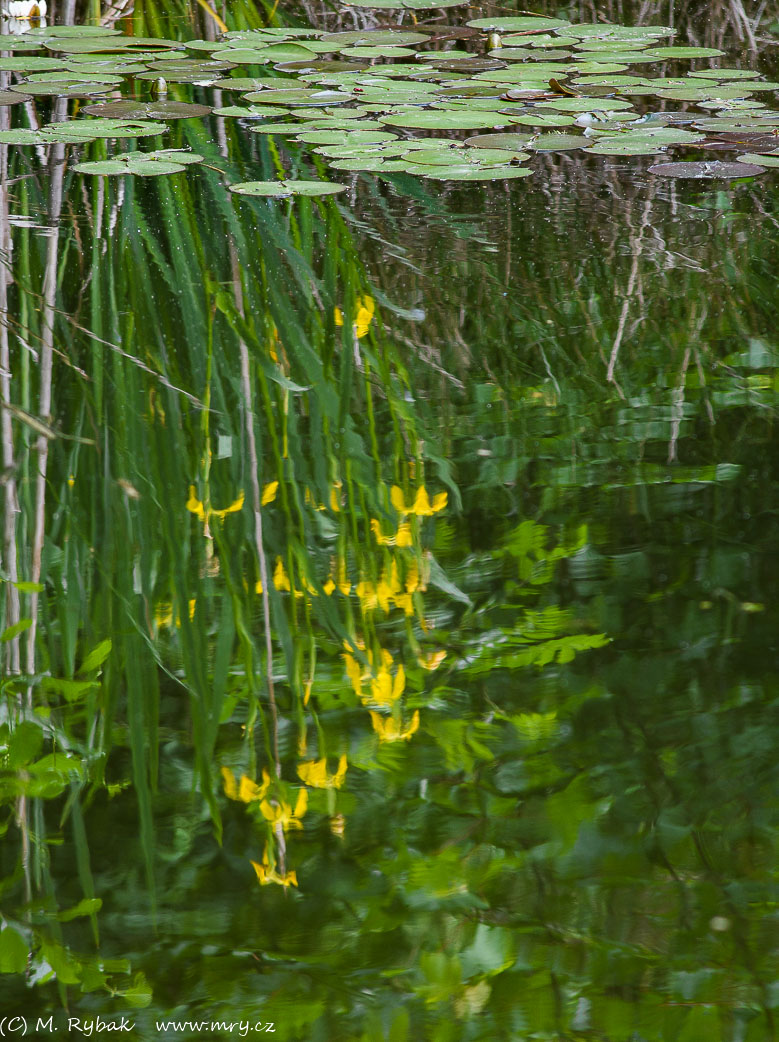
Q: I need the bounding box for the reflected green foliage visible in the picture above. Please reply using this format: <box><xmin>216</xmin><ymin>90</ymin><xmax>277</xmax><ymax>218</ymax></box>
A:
<box><xmin>0</xmin><ymin>2</ymin><xmax>778</xmax><ymax>1040</ymax></box>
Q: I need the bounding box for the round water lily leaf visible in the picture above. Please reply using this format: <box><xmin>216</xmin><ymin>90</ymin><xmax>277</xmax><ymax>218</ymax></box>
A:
<box><xmin>43</xmin><ymin>37</ymin><xmax>156</xmax><ymax>54</ymax></box>
<box><xmin>655</xmin><ymin>87</ymin><xmax>752</xmax><ymax>101</ymax></box>
<box><xmin>624</xmin><ymin>127</ymin><xmax>705</xmax><ymax>144</ymax></box>
<box><xmin>39</xmin><ymin>24</ymin><xmax>122</xmax><ymax>36</ymax></box>
<box><xmin>331</xmin><ymin>157</ymin><xmax>409</xmax><ymax>170</ymax></box>
<box><xmin>0</xmin><ymin>56</ymin><xmax>64</xmax><ymax>71</ymax></box>
<box><xmin>525</xmin><ymin>34</ymin><xmax>578</xmax><ymax>48</ymax></box>
<box><xmin>74</xmin><ymin>155</ymin><xmax>190</xmax><ymax>177</ymax></box>
<box><xmin>145</xmin><ymin>58</ymin><xmax>233</xmax><ymax>72</ymax></box>
<box><xmin>570</xmin><ymin>58</ymin><xmax>638</xmax><ymax>70</ymax></box>
<box><xmin>17</xmin><ymin>81</ymin><xmax>117</xmax><ymax>97</ymax></box>
<box><xmin>320</xmin><ymin>30</ymin><xmax>429</xmax><ymax>45</ymax></box>
<box><xmin>537</xmin><ymin>97</ymin><xmax>633</xmax><ymax>112</ymax></box>
<box><xmin>648</xmin><ymin>160</ymin><xmax>765</xmax><ymax>178</ymax></box>
<box><xmin>298</xmin><ymin>117</ymin><xmax>385</xmax><ymax>129</ymax></box>
<box><xmin>588</xmin><ymin>140</ymin><xmax>664</xmax><ymax>155</ymax></box>
<box><xmin>646</xmin><ymin>45</ymin><xmax>724</xmax><ymax>58</ymax></box>
<box><xmin>250</xmin><ymin>123</ymin><xmax>304</xmax><ymax>134</ymax></box>
<box><xmin>46</xmin><ymin>118</ymin><xmax>169</xmax><ymax>140</ymax></box>
<box><xmin>692</xmin><ymin>68</ymin><xmax>764</xmax><ymax>80</ymax></box>
<box><xmin>379</xmin><ymin>109</ymin><xmax>512</xmax><ymax>130</ymax></box>
<box><xmin>507</xmin><ymin>112</ymin><xmax>576</xmax><ymax>127</ymax></box>
<box><xmin>431</xmin><ymin>59</ymin><xmax>506</xmax><ymax>73</ymax></box>
<box><xmin>135</xmin><ymin>70</ymin><xmax>222</xmax><ymax>83</ymax></box>
<box><xmin>213</xmin><ymin>76</ymin><xmax>301</xmax><ymax>90</ymax></box>
<box><xmin>82</xmin><ymin>100</ymin><xmax>212</xmax><ymax>119</ymax></box>
<box><xmin>229</xmin><ymin>181</ymin><xmax>300</xmax><ymax>197</ymax></box>
<box><xmin>467</xmin><ymin>16</ymin><xmax>571</xmax><ymax>30</ymax></box>
<box><xmin>441</xmin><ymin>146</ymin><xmax>529</xmax><ymax>162</ymax></box>
<box><xmin>241</xmin><ymin>88</ymin><xmax>322</xmax><ymax>104</ymax></box>
<box><xmin>465</xmin><ymin>132</ymin><xmax>534</xmax><ymax>149</ymax></box>
<box><xmin>73</xmin><ymin>159</ymin><xmax>142</xmax><ymax>176</ymax></box>
<box><xmin>399</xmin><ymin>147</ymin><xmax>467</xmax><ymax>165</ymax></box>
<box><xmin>339</xmin><ymin>45</ymin><xmax>416</xmax><ymax>58</ymax></box>
<box><xmin>230</xmin><ymin>179</ymin><xmax>346</xmax><ymax>196</ymax></box>
<box><xmin>0</xmin><ymin>129</ymin><xmax>45</xmax><ymax>144</ymax></box>
<box><xmin>65</xmin><ymin>60</ymin><xmax>149</xmax><ymax>75</ymax></box>
<box><xmin>213</xmin><ymin>104</ymin><xmax>287</xmax><ymax>117</ymax></box>
<box><xmin>248</xmin><ymin>43</ymin><xmax>320</xmax><ymax>61</ymax></box>
<box><xmin>0</xmin><ymin>37</ymin><xmax>48</xmax><ymax>51</ymax></box>
<box><xmin>277</xmin><ymin>60</ymin><xmax>367</xmax><ymax>72</ymax></box>
<box><xmin>125</xmin><ymin>158</ymin><xmax>188</xmax><ymax>176</ymax></box>
<box><xmin>142</xmin><ymin>149</ymin><xmax>204</xmax><ymax>165</ymax></box>
<box><xmin>209</xmin><ymin>49</ymin><xmax>272</xmax><ymax>65</ymax></box>
<box><xmin>225</xmin><ymin>26</ymin><xmax>321</xmax><ymax>38</ymax></box>
<box><xmin>435</xmin><ymin>84</ymin><xmax>505</xmax><ymax>98</ymax></box>
<box><xmin>712</xmin><ymin>81</ymin><xmax>779</xmax><ymax>92</ymax></box>
<box><xmin>416</xmin><ymin>164</ymin><xmax>533</xmax><ymax>180</ymax></box>
<box><xmin>27</xmin><ymin>70</ymin><xmax>125</xmax><ymax>84</ymax></box>
<box><xmin>0</xmin><ymin>90</ymin><xmax>33</xmax><ymax>106</ymax></box>
<box><xmin>529</xmin><ymin>132</ymin><xmax>592</xmax><ymax>150</ymax></box>
<box><xmin>435</xmin><ymin>97</ymin><xmax>517</xmax><ymax>112</ymax></box>
<box><xmin>736</xmin><ymin>152</ymin><xmax>779</xmax><ymax>166</ymax></box>
<box><xmin>574</xmin><ymin>75</ymin><xmax>651</xmax><ymax>86</ymax></box>
<box><xmin>296</xmin><ymin>129</ymin><xmax>396</xmax><ymax>144</ymax></box>
<box><xmin>575</xmin><ymin>39</ymin><xmax>649</xmax><ymax>52</ymax></box>
<box><xmin>485</xmin><ymin>48</ymin><xmax>533</xmax><ymax>61</ymax></box>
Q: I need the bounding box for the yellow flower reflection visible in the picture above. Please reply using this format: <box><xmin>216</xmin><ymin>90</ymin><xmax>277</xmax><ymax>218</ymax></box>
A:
<box><xmin>297</xmin><ymin>754</ymin><xmax>348</xmax><ymax>790</ymax></box>
<box><xmin>418</xmin><ymin>649</ymin><xmax>447</xmax><ymax>671</ymax></box>
<box><xmin>187</xmin><ymin>481</ymin><xmax>277</xmax><ymax>524</ymax></box>
<box><xmin>369</xmin><ymin>710</ymin><xmax>420</xmax><ymax>743</ymax></box>
<box><xmin>186</xmin><ymin>486</ymin><xmax>244</xmax><ymax>522</ymax></box>
<box><xmin>370</xmin><ymin>518</ymin><xmax>413</xmax><ymax>547</ymax></box>
<box><xmin>334</xmin><ymin>295</ymin><xmax>375</xmax><ymax>339</ymax></box>
<box><xmin>154</xmin><ymin>598</ymin><xmax>197</xmax><ymax>629</ymax></box>
<box><xmin>259</xmin><ymin>788</ymin><xmax>308</xmax><ymax>832</ymax></box>
<box><xmin>390</xmin><ymin>485</ymin><xmax>447</xmax><ymax>517</ymax></box>
<box><xmin>251</xmin><ymin>847</ymin><xmax>298</xmax><ymax>889</ymax></box>
<box><xmin>370</xmin><ymin>662</ymin><xmax>405</xmax><ymax>707</ymax></box>
<box><xmin>221</xmin><ymin>766</ymin><xmax>270</xmax><ymax>804</ymax></box>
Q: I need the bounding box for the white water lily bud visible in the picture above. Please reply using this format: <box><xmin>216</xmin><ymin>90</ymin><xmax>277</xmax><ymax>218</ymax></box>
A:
<box><xmin>488</xmin><ymin>31</ymin><xmax>502</xmax><ymax>49</ymax></box>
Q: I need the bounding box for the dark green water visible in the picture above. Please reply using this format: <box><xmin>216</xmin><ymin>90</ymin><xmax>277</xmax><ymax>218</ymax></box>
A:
<box><xmin>1</xmin><ymin>5</ymin><xmax>778</xmax><ymax>1041</ymax></box>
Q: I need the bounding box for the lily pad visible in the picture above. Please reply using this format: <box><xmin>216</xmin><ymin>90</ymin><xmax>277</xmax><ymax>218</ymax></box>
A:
<box><xmin>230</xmin><ymin>179</ymin><xmax>346</xmax><ymax>196</ymax></box>
<box><xmin>82</xmin><ymin>100</ymin><xmax>212</xmax><ymax>120</ymax></box>
<box><xmin>648</xmin><ymin>160</ymin><xmax>765</xmax><ymax>178</ymax></box>
<box><xmin>0</xmin><ymin>129</ymin><xmax>46</xmax><ymax>145</ymax></box>
<box><xmin>736</xmin><ymin>152</ymin><xmax>779</xmax><ymax>167</ymax></box>
<box><xmin>379</xmin><ymin>109</ymin><xmax>513</xmax><ymax>130</ymax></box>
<box><xmin>528</xmin><ymin>132</ymin><xmax>592</xmax><ymax>151</ymax></box>
<box><xmin>414</xmin><ymin>164</ymin><xmax>533</xmax><ymax>180</ymax></box>
<box><xmin>0</xmin><ymin>90</ymin><xmax>33</xmax><ymax>106</ymax></box>
<box><xmin>0</xmin><ymin>56</ymin><xmax>64</xmax><ymax>71</ymax></box>
<box><xmin>587</xmin><ymin>140</ymin><xmax>664</xmax><ymax>155</ymax></box>
<box><xmin>465</xmin><ymin>132</ymin><xmax>534</xmax><ymax>149</ymax></box>
<box><xmin>45</xmin><ymin>118</ymin><xmax>170</xmax><ymax>140</ymax></box>
<box><xmin>320</xmin><ymin>30</ymin><xmax>429</xmax><ymax>45</ymax></box>
<box><xmin>507</xmin><ymin>112</ymin><xmax>576</xmax><ymax>127</ymax></box>
<box><xmin>74</xmin><ymin>157</ymin><xmax>188</xmax><ymax>177</ymax></box>
<box><xmin>9</xmin><ymin>80</ymin><xmax>115</xmax><ymax>97</ymax></box>
<box><xmin>646</xmin><ymin>46</ymin><xmax>725</xmax><ymax>58</ymax></box>
<box><xmin>466</xmin><ymin>17</ymin><xmax>571</xmax><ymax>31</ymax></box>
<box><xmin>295</xmin><ymin>130</ymin><xmax>397</xmax><ymax>144</ymax></box>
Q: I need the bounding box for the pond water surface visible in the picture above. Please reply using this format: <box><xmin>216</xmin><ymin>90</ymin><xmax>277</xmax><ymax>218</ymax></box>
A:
<box><xmin>0</xmin><ymin>3</ymin><xmax>777</xmax><ymax>1040</ymax></box>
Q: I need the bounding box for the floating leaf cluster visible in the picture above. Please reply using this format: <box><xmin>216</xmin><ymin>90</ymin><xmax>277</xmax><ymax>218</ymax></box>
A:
<box><xmin>0</xmin><ymin>15</ymin><xmax>778</xmax><ymax>184</ymax></box>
